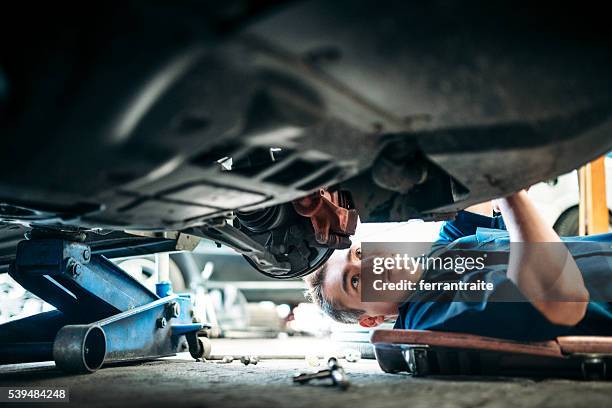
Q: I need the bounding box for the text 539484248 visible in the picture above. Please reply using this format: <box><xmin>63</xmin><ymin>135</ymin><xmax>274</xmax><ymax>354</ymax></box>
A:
<box><xmin>0</xmin><ymin>387</ymin><xmax>69</xmax><ymax>402</ymax></box>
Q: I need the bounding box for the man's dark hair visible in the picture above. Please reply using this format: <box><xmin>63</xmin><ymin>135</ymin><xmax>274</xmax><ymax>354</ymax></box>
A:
<box><xmin>304</xmin><ymin>263</ymin><xmax>364</xmax><ymax>324</ymax></box>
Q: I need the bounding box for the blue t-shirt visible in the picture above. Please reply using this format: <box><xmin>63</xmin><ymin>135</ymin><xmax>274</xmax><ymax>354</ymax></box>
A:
<box><xmin>394</xmin><ymin>211</ymin><xmax>612</xmax><ymax>341</ymax></box>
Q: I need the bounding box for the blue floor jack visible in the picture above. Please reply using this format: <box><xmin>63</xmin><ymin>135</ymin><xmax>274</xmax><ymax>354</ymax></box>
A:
<box><xmin>0</xmin><ymin>234</ymin><xmax>209</xmax><ymax>373</ymax></box>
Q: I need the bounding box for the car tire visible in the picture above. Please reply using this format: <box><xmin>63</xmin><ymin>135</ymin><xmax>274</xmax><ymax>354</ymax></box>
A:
<box><xmin>169</xmin><ymin>252</ymin><xmax>203</xmax><ymax>290</ymax></box>
<box><xmin>554</xmin><ymin>206</ymin><xmax>612</xmax><ymax>236</ymax></box>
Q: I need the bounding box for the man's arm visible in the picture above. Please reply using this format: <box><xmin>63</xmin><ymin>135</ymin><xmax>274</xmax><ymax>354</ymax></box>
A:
<box><xmin>496</xmin><ymin>190</ymin><xmax>589</xmax><ymax>326</ymax></box>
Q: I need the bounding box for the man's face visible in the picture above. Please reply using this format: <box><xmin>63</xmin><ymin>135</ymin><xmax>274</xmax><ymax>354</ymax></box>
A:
<box><xmin>322</xmin><ymin>244</ymin><xmax>400</xmax><ymax>327</ymax></box>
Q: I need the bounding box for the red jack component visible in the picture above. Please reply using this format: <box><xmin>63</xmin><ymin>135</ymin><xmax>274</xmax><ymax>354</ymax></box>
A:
<box><xmin>292</xmin><ymin>189</ymin><xmax>358</xmax><ymax>249</ymax></box>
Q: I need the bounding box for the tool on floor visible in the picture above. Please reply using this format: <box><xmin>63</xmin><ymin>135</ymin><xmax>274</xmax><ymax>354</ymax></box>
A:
<box><xmin>0</xmin><ymin>233</ymin><xmax>210</xmax><ymax>373</ymax></box>
<box><xmin>207</xmin><ymin>351</ymin><xmax>356</xmax><ymax>363</ymax></box>
<box><xmin>218</xmin><ymin>356</ymin><xmax>234</xmax><ymax>364</ymax></box>
<box><xmin>293</xmin><ymin>357</ymin><xmax>350</xmax><ymax>389</ymax></box>
<box><xmin>343</xmin><ymin>349</ymin><xmax>362</xmax><ymax>363</ymax></box>
<box><xmin>240</xmin><ymin>355</ymin><xmax>259</xmax><ymax>365</ymax></box>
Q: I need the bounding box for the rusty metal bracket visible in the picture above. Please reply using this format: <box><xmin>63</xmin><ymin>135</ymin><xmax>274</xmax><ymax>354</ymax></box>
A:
<box><xmin>292</xmin><ymin>189</ymin><xmax>358</xmax><ymax>249</ymax></box>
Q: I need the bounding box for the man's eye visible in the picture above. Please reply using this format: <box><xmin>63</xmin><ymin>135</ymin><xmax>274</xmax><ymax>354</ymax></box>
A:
<box><xmin>351</xmin><ymin>274</ymin><xmax>360</xmax><ymax>289</ymax></box>
<box><xmin>355</xmin><ymin>247</ymin><xmax>362</xmax><ymax>260</ymax></box>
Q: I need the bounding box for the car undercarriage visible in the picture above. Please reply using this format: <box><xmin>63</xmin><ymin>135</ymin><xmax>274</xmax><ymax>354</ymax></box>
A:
<box><xmin>1</xmin><ymin>0</ymin><xmax>612</xmax><ymax>279</ymax></box>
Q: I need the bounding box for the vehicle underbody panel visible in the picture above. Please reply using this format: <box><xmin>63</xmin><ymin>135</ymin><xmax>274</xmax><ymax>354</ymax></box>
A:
<box><xmin>1</xmin><ymin>0</ymin><xmax>612</xmax><ymax>276</ymax></box>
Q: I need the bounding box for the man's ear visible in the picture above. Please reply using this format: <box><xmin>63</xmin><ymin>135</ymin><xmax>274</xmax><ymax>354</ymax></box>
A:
<box><xmin>358</xmin><ymin>315</ymin><xmax>386</xmax><ymax>328</ymax></box>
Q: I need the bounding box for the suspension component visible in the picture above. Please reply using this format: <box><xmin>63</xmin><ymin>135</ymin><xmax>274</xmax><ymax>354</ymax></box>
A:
<box><xmin>232</xmin><ymin>202</ymin><xmax>333</xmax><ymax>279</ymax></box>
<box><xmin>190</xmin><ymin>189</ymin><xmax>357</xmax><ymax>279</ymax></box>
<box><xmin>292</xmin><ymin>189</ymin><xmax>358</xmax><ymax>249</ymax></box>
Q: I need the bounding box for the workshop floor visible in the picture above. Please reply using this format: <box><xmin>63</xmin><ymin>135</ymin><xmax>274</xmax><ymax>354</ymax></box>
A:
<box><xmin>1</xmin><ymin>338</ymin><xmax>611</xmax><ymax>408</ymax></box>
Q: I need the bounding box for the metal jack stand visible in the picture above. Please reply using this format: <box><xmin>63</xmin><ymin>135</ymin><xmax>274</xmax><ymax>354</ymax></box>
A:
<box><xmin>0</xmin><ymin>236</ymin><xmax>209</xmax><ymax>373</ymax></box>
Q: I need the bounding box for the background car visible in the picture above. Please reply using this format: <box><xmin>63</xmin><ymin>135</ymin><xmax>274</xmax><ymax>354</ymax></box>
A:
<box><xmin>529</xmin><ymin>154</ymin><xmax>612</xmax><ymax>236</ymax></box>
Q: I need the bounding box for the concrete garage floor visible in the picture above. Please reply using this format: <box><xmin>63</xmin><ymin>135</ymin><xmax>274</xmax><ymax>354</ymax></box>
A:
<box><xmin>1</xmin><ymin>338</ymin><xmax>611</xmax><ymax>408</ymax></box>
